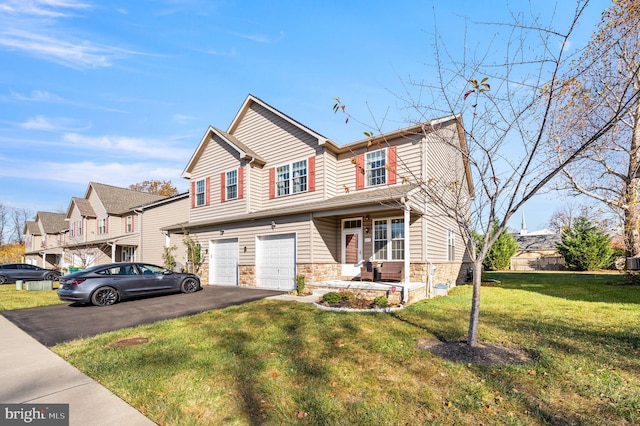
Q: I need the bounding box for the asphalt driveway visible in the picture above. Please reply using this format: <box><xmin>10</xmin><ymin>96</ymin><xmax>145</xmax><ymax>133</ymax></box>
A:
<box><xmin>1</xmin><ymin>286</ymin><xmax>284</xmax><ymax>346</ymax></box>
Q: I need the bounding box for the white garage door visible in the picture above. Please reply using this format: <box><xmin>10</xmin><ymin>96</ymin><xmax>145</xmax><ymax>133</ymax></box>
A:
<box><xmin>209</xmin><ymin>238</ymin><xmax>238</xmax><ymax>286</ymax></box>
<box><xmin>256</xmin><ymin>234</ymin><xmax>296</xmax><ymax>290</ymax></box>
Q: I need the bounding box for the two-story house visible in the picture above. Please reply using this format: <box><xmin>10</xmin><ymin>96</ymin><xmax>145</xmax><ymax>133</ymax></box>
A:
<box><xmin>64</xmin><ymin>182</ymin><xmax>167</xmax><ymax>268</ymax></box>
<box><xmin>24</xmin><ymin>211</ymin><xmax>68</xmax><ymax>268</ymax></box>
<box><xmin>165</xmin><ymin>94</ymin><xmax>473</xmax><ymax>303</ymax></box>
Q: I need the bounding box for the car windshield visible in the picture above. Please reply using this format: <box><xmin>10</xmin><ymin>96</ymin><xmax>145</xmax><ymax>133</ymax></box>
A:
<box><xmin>138</xmin><ymin>264</ymin><xmax>165</xmax><ymax>275</ymax></box>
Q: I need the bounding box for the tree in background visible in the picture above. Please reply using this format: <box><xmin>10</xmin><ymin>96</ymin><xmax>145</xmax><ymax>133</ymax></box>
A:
<box><xmin>129</xmin><ymin>180</ymin><xmax>178</xmax><ymax>196</ymax></box>
<box><xmin>475</xmin><ymin>221</ymin><xmax>519</xmax><ymax>271</ymax></box>
<box><xmin>557</xmin><ymin>216</ymin><xmax>613</xmax><ymax>271</ymax></box>
<box><xmin>547</xmin><ymin>201</ymin><xmax>618</xmax><ymax>234</ymax></box>
<box><xmin>551</xmin><ymin>0</ymin><xmax>640</xmax><ymax>257</ymax></box>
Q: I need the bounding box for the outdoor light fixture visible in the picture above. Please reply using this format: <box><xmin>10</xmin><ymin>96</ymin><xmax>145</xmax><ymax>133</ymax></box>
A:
<box><xmin>271</xmin><ymin>221</ymin><xmax>276</xmax><ymax>229</ymax></box>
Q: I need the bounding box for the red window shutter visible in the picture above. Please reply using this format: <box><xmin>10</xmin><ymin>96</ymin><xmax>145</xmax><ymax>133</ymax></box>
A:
<box><xmin>269</xmin><ymin>168</ymin><xmax>275</xmax><ymax>199</ymax></box>
<box><xmin>355</xmin><ymin>154</ymin><xmax>365</xmax><ymax>190</ymax></box>
<box><xmin>106</xmin><ymin>217</ymin><xmax>109</xmax><ymax>233</ymax></box>
<box><xmin>191</xmin><ymin>181</ymin><xmax>196</xmax><ymax>208</ymax></box>
<box><xmin>205</xmin><ymin>177</ymin><xmax>211</xmax><ymax>205</ymax></box>
<box><xmin>220</xmin><ymin>173</ymin><xmax>226</xmax><ymax>202</ymax></box>
<box><xmin>238</xmin><ymin>167</ymin><xmax>244</xmax><ymax>199</ymax></box>
<box><xmin>388</xmin><ymin>146</ymin><xmax>397</xmax><ymax>185</ymax></box>
<box><xmin>308</xmin><ymin>156</ymin><xmax>316</xmax><ymax>192</ymax></box>
<box><xmin>131</xmin><ymin>215</ymin><xmax>135</xmax><ymax>232</ymax></box>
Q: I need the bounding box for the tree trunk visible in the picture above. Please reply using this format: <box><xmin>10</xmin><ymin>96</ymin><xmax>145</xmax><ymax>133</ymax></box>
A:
<box><xmin>467</xmin><ymin>261</ymin><xmax>483</xmax><ymax>346</ymax></box>
<box><xmin>625</xmin><ymin>102</ymin><xmax>640</xmax><ymax>258</ymax></box>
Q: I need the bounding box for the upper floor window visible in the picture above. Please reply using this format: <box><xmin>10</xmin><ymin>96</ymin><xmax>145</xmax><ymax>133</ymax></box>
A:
<box><xmin>276</xmin><ymin>159</ymin><xmax>308</xmax><ymax>197</ymax></box>
<box><xmin>366</xmin><ymin>150</ymin><xmax>387</xmax><ymax>187</ymax></box>
<box><xmin>76</xmin><ymin>219</ymin><xmax>83</xmax><ymax>236</ymax></box>
<box><xmin>226</xmin><ymin>170</ymin><xmax>238</xmax><ymax>200</ymax></box>
<box><xmin>126</xmin><ymin>215</ymin><xmax>134</xmax><ymax>233</ymax></box>
<box><xmin>98</xmin><ymin>218</ymin><xmax>108</xmax><ymax>234</ymax></box>
<box><xmin>447</xmin><ymin>229</ymin><xmax>456</xmax><ymax>261</ymax></box>
<box><xmin>373</xmin><ymin>218</ymin><xmax>404</xmax><ymax>261</ymax></box>
<box><xmin>195</xmin><ymin>179</ymin><xmax>206</xmax><ymax>207</ymax></box>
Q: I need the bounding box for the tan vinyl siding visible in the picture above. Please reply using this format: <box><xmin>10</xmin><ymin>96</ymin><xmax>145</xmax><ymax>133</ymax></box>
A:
<box><xmin>189</xmin><ymin>135</ymin><xmax>247</xmax><ymax>223</ymax></box>
<box><xmin>248</xmin><ymin>163</ymin><xmax>263</xmax><ymax>212</ymax></box>
<box><xmin>311</xmin><ymin>217</ymin><xmax>339</xmax><ymax>262</ymax></box>
<box><xmin>231</xmin><ymin>103</ymin><xmax>327</xmax><ymax>208</ymax></box>
<box><xmin>321</xmin><ymin>150</ymin><xmax>337</xmax><ymax>199</ymax></box>
<box><xmin>140</xmin><ymin>196</ymin><xmax>189</xmax><ymax>266</ymax></box>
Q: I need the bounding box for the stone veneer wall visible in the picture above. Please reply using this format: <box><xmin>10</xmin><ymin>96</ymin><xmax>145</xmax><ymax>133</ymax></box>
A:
<box><xmin>239</xmin><ymin>265</ymin><xmax>256</xmax><ymax>288</ymax></box>
<box><xmin>198</xmin><ymin>263</ymin><xmax>209</xmax><ymax>285</ymax></box>
<box><xmin>296</xmin><ymin>263</ymin><xmax>341</xmax><ymax>286</ymax></box>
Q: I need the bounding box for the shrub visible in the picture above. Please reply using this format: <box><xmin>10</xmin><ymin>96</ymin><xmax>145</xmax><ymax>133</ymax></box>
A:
<box><xmin>373</xmin><ymin>296</ymin><xmax>389</xmax><ymax>308</ymax></box>
<box><xmin>296</xmin><ymin>275</ymin><xmax>306</xmax><ymax>296</ymax></box>
<box><xmin>322</xmin><ymin>292</ymin><xmax>341</xmax><ymax>304</ymax></box>
<box><xmin>340</xmin><ymin>291</ymin><xmax>355</xmax><ymax>303</ymax></box>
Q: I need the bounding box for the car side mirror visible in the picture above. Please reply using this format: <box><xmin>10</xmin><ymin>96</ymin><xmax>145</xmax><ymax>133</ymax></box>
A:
<box><xmin>163</xmin><ymin>270</ymin><xmax>173</xmax><ymax>275</ymax></box>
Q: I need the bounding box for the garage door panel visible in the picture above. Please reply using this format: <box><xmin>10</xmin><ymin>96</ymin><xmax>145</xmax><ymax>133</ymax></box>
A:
<box><xmin>257</xmin><ymin>234</ymin><xmax>295</xmax><ymax>290</ymax></box>
<box><xmin>210</xmin><ymin>239</ymin><xmax>238</xmax><ymax>286</ymax></box>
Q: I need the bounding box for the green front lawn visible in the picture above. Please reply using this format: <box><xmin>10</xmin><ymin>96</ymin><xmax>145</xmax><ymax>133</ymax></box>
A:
<box><xmin>49</xmin><ymin>272</ymin><xmax>640</xmax><ymax>425</ymax></box>
<box><xmin>0</xmin><ymin>283</ymin><xmax>64</xmax><ymax>311</ymax></box>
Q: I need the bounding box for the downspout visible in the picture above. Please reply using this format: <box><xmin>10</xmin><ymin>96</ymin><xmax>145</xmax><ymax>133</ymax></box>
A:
<box><xmin>402</xmin><ymin>198</ymin><xmax>410</xmax><ymax>304</ymax></box>
<box><xmin>421</xmin><ymin>131</ymin><xmax>434</xmax><ymax>298</ymax></box>
<box><xmin>134</xmin><ymin>208</ymin><xmax>143</xmax><ymax>262</ymax></box>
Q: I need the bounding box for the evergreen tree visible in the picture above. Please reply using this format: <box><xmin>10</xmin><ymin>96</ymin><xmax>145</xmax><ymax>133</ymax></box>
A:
<box><xmin>474</xmin><ymin>221</ymin><xmax>519</xmax><ymax>271</ymax></box>
<box><xmin>557</xmin><ymin>216</ymin><xmax>613</xmax><ymax>271</ymax></box>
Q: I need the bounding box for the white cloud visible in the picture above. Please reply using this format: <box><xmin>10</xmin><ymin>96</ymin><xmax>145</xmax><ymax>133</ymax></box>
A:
<box><xmin>62</xmin><ymin>133</ymin><xmax>194</xmax><ymax>160</ymax></box>
<box><xmin>172</xmin><ymin>114</ymin><xmax>195</xmax><ymax>124</ymax></box>
<box><xmin>18</xmin><ymin>115</ymin><xmax>90</xmax><ymax>131</ymax></box>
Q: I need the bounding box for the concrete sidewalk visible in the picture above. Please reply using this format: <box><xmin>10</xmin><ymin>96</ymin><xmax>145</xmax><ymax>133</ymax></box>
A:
<box><xmin>0</xmin><ymin>315</ymin><xmax>156</xmax><ymax>425</ymax></box>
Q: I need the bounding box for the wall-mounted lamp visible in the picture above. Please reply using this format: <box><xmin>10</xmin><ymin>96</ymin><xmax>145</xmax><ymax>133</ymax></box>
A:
<box><xmin>271</xmin><ymin>220</ymin><xmax>276</xmax><ymax>230</ymax></box>
<box><xmin>220</xmin><ymin>230</ymin><xmax>224</xmax><ymax>235</ymax></box>
<box><xmin>365</xmin><ymin>227</ymin><xmax>370</xmax><ymax>234</ymax></box>
<box><xmin>364</xmin><ymin>215</ymin><xmax>370</xmax><ymax>221</ymax></box>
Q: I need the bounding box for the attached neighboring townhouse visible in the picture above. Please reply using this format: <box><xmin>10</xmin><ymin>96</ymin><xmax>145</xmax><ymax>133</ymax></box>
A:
<box><xmin>24</xmin><ymin>211</ymin><xmax>68</xmax><ymax>268</ymax></box>
<box><xmin>164</xmin><ymin>94</ymin><xmax>474</xmax><ymax>302</ymax></box>
<box><xmin>63</xmin><ymin>182</ymin><xmax>167</xmax><ymax>268</ymax></box>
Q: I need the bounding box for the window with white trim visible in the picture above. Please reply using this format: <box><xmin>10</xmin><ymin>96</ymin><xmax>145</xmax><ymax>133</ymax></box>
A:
<box><xmin>195</xmin><ymin>179</ymin><xmax>206</xmax><ymax>206</ymax></box>
<box><xmin>276</xmin><ymin>159</ymin><xmax>308</xmax><ymax>197</ymax></box>
<box><xmin>98</xmin><ymin>218</ymin><xmax>107</xmax><ymax>234</ymax></box>
<box><xmin>365</xmin><ymin>149</ymin><xmax>386</xmax><ymax>187</ymax></box>
<box><xmin>448</xmin><ymin>228</ymin><xmax>455</xmax><ymax>261</ymax></box>
<box><xmin>126</xmin><ymin>215</ymin><xmax>134</xmax><ymax>233</ymax></box>
<box><xmin>226</xmin><ymin>170</ymin><xmax>238</xmax><ymax>200</ymax></box>
<box><xmin>76</xmin><ymin>219</ymin><xmax>83</xmax><ymax>236</ymax></box>
<box><xmin>373</xmin><ymin>218</ymin><xmax>404</xmax><ymax>261</ymax></box>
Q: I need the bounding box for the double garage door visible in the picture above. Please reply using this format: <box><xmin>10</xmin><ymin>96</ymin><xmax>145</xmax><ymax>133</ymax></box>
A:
<box><xmin>209</xmin><ymin>234</ymin><xmax>295</xmax><ymax>290</ymax></box>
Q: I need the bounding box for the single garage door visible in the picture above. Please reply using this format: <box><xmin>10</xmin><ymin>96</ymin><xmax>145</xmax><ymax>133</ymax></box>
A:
<box><xmin>256</xmin><ymin>234</ymin><xmax>296</xmax><ymax>290</ymax></box>
<box><xmin>209</xmin><ymin>238</ymin><xmax>239</xmax><ymax>286</ymax></box>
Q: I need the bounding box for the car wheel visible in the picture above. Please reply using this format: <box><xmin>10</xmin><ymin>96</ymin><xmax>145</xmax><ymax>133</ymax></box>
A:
<box><xmin>44</xmin><ymin>273</ymin><xmax>58</xmax><ymax>281</ymax></box>
<box><xmin>91</xmin><ymin>286</ymin><xmax>119</xmax><ymax>306</ymax></box>
<box><xmin>180</xmin><ymin>278</ymin><xmax>198</xmax><ymax>294</ymax></box>
<box><xmin>0</xmin><ymin>275</ymin><xmax>6</xmax><ymax>284</ymax></box>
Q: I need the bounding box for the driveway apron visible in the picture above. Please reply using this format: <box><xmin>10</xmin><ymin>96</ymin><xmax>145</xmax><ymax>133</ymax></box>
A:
<box><xmin>2</xmin><ymin>286</ymin><xmax>284</xmax><ymax>346</ymax></box>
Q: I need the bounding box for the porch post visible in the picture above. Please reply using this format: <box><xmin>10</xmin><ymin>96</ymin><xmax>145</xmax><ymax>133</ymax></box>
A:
<box><xmin>111</xmin><ymin>242</ymin><xmax>116</xmax><ymax>262</ymax></box>
<box><xmin>41</xmin><ymin>251</ymin><xmax>46</xmax><ymax>268</ymax></box>
<box><xmin>403</xmin><ymin>203</ymin><xmax>410</xmax><ymax>303</ymax></box>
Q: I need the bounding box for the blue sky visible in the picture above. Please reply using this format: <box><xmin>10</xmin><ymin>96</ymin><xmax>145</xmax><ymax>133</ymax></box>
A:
<box><xmin>0</xmin><ymin>0</ymin><xmax>609</xmax><ymax>231</ymax></box>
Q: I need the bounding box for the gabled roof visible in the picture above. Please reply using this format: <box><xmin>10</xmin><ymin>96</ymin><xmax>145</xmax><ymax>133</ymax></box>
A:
<box><xmin>182</xmin><ymin>126</ymin><xmax>266</xmax><ymax>179</ymax></box>
<box><xmin>35</xmin><ymin>211</ymin><xmax>67</xmax><ymax>234</ymax></box>
<box><xmin>228</xmin><ymin>94</ymin><xmax>330</xmax><ymax>144</ymax></box>
<box><xmin>87</xmin><ymin>182</ymin><xmax>166</xmax><ymax>215</ymax></box>
<box><xmin>24</xmin><ymin>221</ymin><xmax>40</xmax><ymax>236</ymax></box>
<box><xmin>66</xmin><ymin>197</ymin><xmax>96</xmax><ymax>219</ymax></box>
<box><xmin>183</xmin><ymin>94</ymin><xmax>334</xmax><ymax>179</ymax></box>
<box><xmin>515</xmin><ymin>233</ymin><xmax>562</xmax><ymax>251</ymax></box>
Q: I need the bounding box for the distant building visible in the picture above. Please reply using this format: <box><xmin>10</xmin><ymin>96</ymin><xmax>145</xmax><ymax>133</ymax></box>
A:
<box><xmin>510</xmin><ymin>213</ymin><xmax>565</xmax><ymax>271</ymax></box>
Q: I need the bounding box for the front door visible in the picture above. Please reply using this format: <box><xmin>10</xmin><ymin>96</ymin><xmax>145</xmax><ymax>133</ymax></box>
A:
<box><xmin>341</xmin><ymin>219</ymin><xmax>363</xmax><ymax>276</ymax></box>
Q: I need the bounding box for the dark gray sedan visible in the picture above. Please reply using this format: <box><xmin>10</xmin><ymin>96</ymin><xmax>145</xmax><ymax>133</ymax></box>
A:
<box><xmin>0</xmin><ymin>263</ymin><xmax>61</xmax><ymax>284</ymax></box>
<box><xmin>57</xmin><ymin>262</ymin><xmax>201</xmax><ymax>306</ymax></box>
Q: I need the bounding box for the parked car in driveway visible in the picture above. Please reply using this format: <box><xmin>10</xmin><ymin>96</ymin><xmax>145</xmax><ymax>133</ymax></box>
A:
<box><xmin>0</xmin><ymin>263</ymin><xmax>61</xmax><ymax>284</ymax></box>
<box><xmin>57</xmin><ymin>262</ymin><xmax>201</xmax><ymax>306</ymax></box>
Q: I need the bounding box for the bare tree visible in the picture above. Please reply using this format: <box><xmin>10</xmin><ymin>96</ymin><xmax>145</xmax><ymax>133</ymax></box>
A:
<box><xmin>547</xmin><ymin>201</ymin><xmax>617</xmax><ymax>233</ymax></box>
<box><xmin>551</xmin><ymin>0</ymin><xmax>640</xmax><ymax>256</ymax></box>
<box><xmin>10</xmin><ymin>207</ymin><xmax>32</xmax><ymax>244</ymax></box>
<box><xmin>349</xmin><ymin>1</ymin><xmax>640</xmax><ymax>346</ymax></box>
<box><xmin>0</xmin><ymin>203</ymin><xmax>7</xmax><ymax>246</ymax></box>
